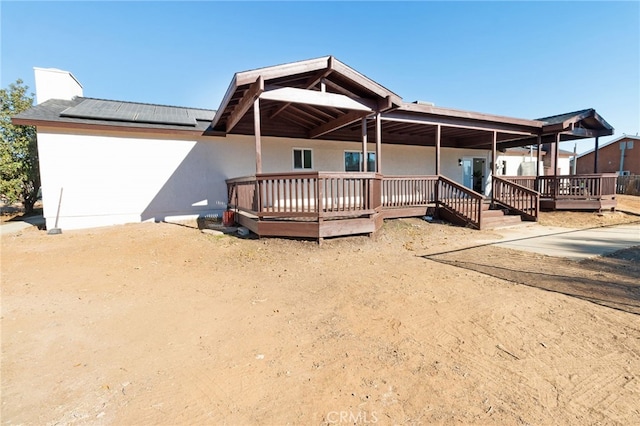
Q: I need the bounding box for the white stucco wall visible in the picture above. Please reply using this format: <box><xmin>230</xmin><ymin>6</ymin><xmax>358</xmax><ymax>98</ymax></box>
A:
<box><xmin>37</xmin><ymin>128</ymin><xmax>256</xmax><ymax>230</ymax></box>
<box><xmin>557</xmin><ymin>157</ymin><xmax>572</xmax><ymax>175</ymax></box>
<box><xmin>34</xmin><ymin>68</ymin><xmax>83</xmax><ymax>104</ymax></box>
<box><xmin>260</xmin><ymin>137</ymin><xmax>435</xmax><ymax>175</ymax></box>
<box><xmin>497</xmin><ymin>154</ymin><xmax>541</xmax><ymax>176</ymax></box>
<box><xmin>36</xmin><ymin>128</ymin><xmax>492</xmax><ymax>230</ymax></box>
<box><xmin>497</xmin><ymin>153</ymin><xmax>572</xmax><ymax>176</ymax></box>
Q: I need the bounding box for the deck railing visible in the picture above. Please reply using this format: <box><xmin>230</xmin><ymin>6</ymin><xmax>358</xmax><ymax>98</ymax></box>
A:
<box><xmin>502</xmin><ymin>174</ymin><xmax>617</xmax><ymax>200</ymax></box>
<box><xmin>381</xmin><ymin>175</ymin><xmax>438</xmax><ymax>208</ymax></box>
<box><xmin>437</xmin><ymin>175</ymin><xmax>484</xmax><ymax>229</ymax></box>
<box><xmin>617</xmin><ymin>174</ymin><xmax>640</xmax><ymax>195</ymax></box>
<box><xmin>228</xmin><ymin>172</ymin><xmax>487</xmax><ymax>229</ymax></box>
<box><xmin>492</xmin><ymin>176</ymin><xmax>539</xmax><ymax>221</ymax></box>
<box><xmin>227</xmin><ymin>172</ymin><xmax>381</xmax><ymax>220</ymax></box>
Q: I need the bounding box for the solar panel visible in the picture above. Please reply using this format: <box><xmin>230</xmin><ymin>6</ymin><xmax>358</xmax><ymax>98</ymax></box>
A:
<box><xmin>60</xmin><ymin>99</ymin><xmax>201</xmax><ymax>126</ymax></box>
<box><xmin>187</xmin><ymin>108</ymin><xmax>215</xmax><ymax>121</ymax></box>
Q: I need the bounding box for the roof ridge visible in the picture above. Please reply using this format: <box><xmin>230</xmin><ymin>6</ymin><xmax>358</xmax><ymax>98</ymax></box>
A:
<box><xmin>536</xmin><ymin>108</ymin><xmax>593</xmax><ymax>121</ymax></box>
<box><xmin>77</xmin><ymin>96</ymin><xmax>215</xmax><ymax>112</ymax></box>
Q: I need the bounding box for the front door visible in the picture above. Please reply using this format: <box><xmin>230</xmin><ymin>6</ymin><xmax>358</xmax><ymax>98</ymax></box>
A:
<box><xmin>462</xmin><ymin>157</ymin><xmax>485</xmax><ymax>194</ymax></box>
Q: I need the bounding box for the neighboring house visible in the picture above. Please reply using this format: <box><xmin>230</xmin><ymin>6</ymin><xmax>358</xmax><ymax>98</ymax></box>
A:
<box><xmin>574</xmin><ymin>135</ymin><xmax>640</xmax><ymax>175</ymax></box>
<box><xmin>13</xmin><ymin>57</ymin><xmax>615</xmax><ymax>233</ymax></box>
<box><xmin>496</xmin><ymin>147</ymin><xmax>573</xmax><ymax>176</ymax></box>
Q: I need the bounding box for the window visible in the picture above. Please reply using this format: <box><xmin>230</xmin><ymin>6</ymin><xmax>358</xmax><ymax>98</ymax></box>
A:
<box><xmin>344</xmin><ymin>151</ymin><xmax>376</xmax><ymax>172</ymax></box>
<box><xmin>293</xmin><ymin>148</ymin><xmax>312</xmax><ymax>170</ymax></box>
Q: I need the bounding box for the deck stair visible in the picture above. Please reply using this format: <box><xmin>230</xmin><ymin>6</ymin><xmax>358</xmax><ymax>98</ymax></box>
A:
<box><xmin>479</xmin><ymin>201</ymin><xmax>525</xmax><ymax>229</ymax></box>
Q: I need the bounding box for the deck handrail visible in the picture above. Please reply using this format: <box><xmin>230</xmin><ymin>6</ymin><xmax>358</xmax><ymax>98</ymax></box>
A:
<box><xmin>501</xmin><ymin>174</ymin><xmax>618</xmax><ymax>200</ymax></box>
<box><xmin>437</xmin><ymin>175</ymin><xmax>484</xmax><ymax>229</ymax></box>
<box><xmin>226</xmin><ymin>172</ymin><xmax>380</xmax><ymax>220</ymax></box>
<box><xmin>492</xmin><ymin>176</ymin><xmax>539</xmax><ymax>221</ymax></box>
<box><xmin>381</xmin><ymin>175</ymin><xmax>438</xmax><ymax>208</ymax></box>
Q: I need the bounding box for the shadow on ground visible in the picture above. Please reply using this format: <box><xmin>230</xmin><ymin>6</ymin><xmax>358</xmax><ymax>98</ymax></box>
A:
<box><xmin>422</xmin><ymin>245</ymin><xmax>640</xmax><ymax>316</ymax></box>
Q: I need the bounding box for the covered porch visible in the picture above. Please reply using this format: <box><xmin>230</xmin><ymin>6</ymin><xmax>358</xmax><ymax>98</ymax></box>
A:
<box><xmin>212</xmin><ymin>56</ymin><xmax>615</xmax><ymax>240</ymax></box>
<box><xmin>226</xmin><ymin>172</ymin><xmax>538</xmax><ymax>239</ymax></box>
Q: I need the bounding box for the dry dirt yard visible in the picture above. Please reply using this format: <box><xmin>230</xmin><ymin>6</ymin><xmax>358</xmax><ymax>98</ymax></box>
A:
<box><xmin>2</xmin><ymin>196</ymin><xmax>639</xmax><ymax>425</ymax></box>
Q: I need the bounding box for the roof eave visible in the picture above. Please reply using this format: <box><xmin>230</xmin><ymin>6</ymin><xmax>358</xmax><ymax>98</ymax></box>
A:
<box><xmin>397</xmin><ymin>102</ymin><xmax>544</xmax><ymax>131</ymax></box>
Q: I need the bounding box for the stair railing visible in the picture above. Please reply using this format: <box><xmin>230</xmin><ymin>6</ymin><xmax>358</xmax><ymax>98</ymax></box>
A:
<box><xmin>492</xmin><ymin>176</ymin><xmax>539</xmax><ymax>221</ymax></box>
<box><xmin>437</xmin><ymin>175</ymin><xmax>485</xmax><ymax>229</ymax></box>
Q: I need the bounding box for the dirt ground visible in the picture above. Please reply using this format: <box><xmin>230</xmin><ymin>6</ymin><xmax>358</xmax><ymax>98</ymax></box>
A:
<box><xmin>1</xmin><ymin>196</ymin><xmax>639</xmax><ymax>425</ymax></box>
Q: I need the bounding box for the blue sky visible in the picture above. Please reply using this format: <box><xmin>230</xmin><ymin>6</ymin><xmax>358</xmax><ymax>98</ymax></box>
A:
<box><xmin>1</xmin><ymin>1</ymin><xmax>638</xmax><ymax>154</ymax></box>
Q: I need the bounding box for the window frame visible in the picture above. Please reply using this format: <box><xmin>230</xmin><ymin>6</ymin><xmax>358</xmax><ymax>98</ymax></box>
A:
<box><xmin>344</xmin><ymin>150</ymin><xmax>376</xmax><ymax>172</ymax></box>
<box><xmin>292</xmin><ymin>148</ymin><xmax>313</xmax><ymax>170</ymax></box>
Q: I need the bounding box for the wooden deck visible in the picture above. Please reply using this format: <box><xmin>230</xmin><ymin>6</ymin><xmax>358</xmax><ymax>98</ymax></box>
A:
<box><xmin>226</xmin><ymin>172</ymin><xmax>540</xmax><ymax>240</ymax></box>
<box><xmin>502</xmin><ymin>174</ymin><xmax>617</xmax><ymax>212</ymax></box>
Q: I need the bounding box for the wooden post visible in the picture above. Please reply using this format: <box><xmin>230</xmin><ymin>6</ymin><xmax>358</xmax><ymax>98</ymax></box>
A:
<box><xmin>536</xmin><ymin>135</ymin><xmax>542</xmax><ymax>177</ymax></box>
<box><xmin>554</xmin><ymin>133</ymin><xmax>560</xmax><ymax>176</ymax></box>
<box><xmin>435</xmin><ymin>124</ymin><xmax>441</xmax><ymax>175</ymax></box>
<box><xmin>254</xmin><ymin>98</ymin><xmax>262</xmax><ymax>174</ymax></box>
<box><xmin>375</xmin><ymin>112</ymin><xmax>382</xmax><ymax>173</ymax></box>
<box><xmin>361</xmin><ymin>117</ymin><xmax>368</xmax><ymax>172</ymax></box>
<box><xmin>535</xmin><ymin>135</ymin><xmax>542</xmax><ymax>192</ymax></box>
<box><xmin>434</xmin><ymin>124</ymin><xmax>441</xmax><ymax>215</ymax></box>
<box><xmin>491</xmin><ymin>131</ymin><xmax>497</xmax><ymax>205</ymax></box>
<box><xmin>491</xmin><ymin>131</ymin><xmax>497</xmax><ymax>176</ymax></box>
<box><xmin>594</xmin><ymin>136</ymin><xmax>599</xmax><ymax>173</ymax></box>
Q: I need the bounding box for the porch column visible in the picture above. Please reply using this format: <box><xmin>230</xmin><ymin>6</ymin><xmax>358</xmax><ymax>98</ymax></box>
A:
<box><xmin>375</xmin><ymin>112</ymin><xmax>382</xmax><ymax>173</ymax></box>
<box><xmin>594</xmin><ymin>136</ymin><xmax>599</xmax><ymax>173</ymax></box>
<box><xmin>361</xmin><ymin>117</ymin><xmax>368</xmax><ymax>172</ymax></box>
<box><xmin>554</xmin><ymin>133</ymin><xmax>560</xmax><ymax>176</ymax></box>
<box><xmin>254</xmin><ymin>98</ymin><xmax>262</xmax><ymax>174</ymax></box>
<box><xmin>536</xmin><ymin>135</ymin><xmax>542</xmax><ymax>177</ymax></box>
<box><xmin>491</xmin><ymin>131</ymin><xmax>497</xmax><ymax>176</ymax></box>
<box><xmin>435</xmin><ymin>124</ymin><xmax>441</xmax><ymax>175</ymax></box>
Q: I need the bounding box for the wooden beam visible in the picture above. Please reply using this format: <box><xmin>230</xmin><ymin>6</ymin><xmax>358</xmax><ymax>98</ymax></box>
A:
<box><xmin>382</xmin><ymin>112</ymin><xmax>538</xmax><ymax>136</ymax></box>
<box><xmin>320</xmin><ymin>79</ymin><xmax>379</xmax><ymax>110</ymax></box>
<box><xmin>551</xmin><ymin>133</ymin><xmax>560</xmax><ymax>177</ymax></box>
<box><xmin>269</xmin><ymin>67</ymin><xmax>333</xmax><ymax>119</ymax></box>
<box><xmin>309</xmin><ymin>110</ymin><xmax>369</xmax><ymax>139</ymax></box>
<box><xmin>362</xmin><ymin>118</ymin><xmax>368</xmax><ymax>172</ymax></box>
<box><xmin>376</xmin><ymin>113</ymin><xmax>382</xmax><ymax>173</ymax></box>
<box><xmin>398</xmin><ymin>103</ymin><xmax>544</xmax><ymax>130</ymax></box>
<box><xmin>211</xmin><ymin>75</ymin><xmax>238</xmax><ymax>129</ymax></box>
<box><xmin>491</xmin><ymin>131</ymin><xmax>497</xmax><ymax>176</ymax></box>
<box><xmin>562</xmin><ymin>127</ymin><xmax>612</xmax><ymax>138</ymax></box>
<box><xmin>254</xmin><ymin>98</ymin><xmax>262</xmax><ymax>174</ymax></box>
<box><xmin>235</xmin><ymin>56</ymin><xmax>331</xmax><ymax>86</ymax></box>
<box><xmin>594</xmin><ymin>136</ymin><xmax>599</xmax><ymax>173</ymax></box>
<box><xmin>226</xmin><ymin>76</ymin><xmax>264</xmax><ymax>133</ymax></box>
<box><xmin>536</xmin><ymin>135</ymin><xmax>542</xmax><ymax>177</ymax></box>
<box><xmin>377</xmin><ymin>96</ymin><xmax>394</xmax><ymax>112</ymax></box>
<box><xmin>331</xmin><ymin>58</ymin><xmax>402</xmax><ymax>102</ymax></box>
<box><xmin>435</xmin><ymin>124</ymin><xmax>441</xmax><ymax>175</ymax></box>
<box><xmin>260</xmin><ymin>86</ymin><xmax>373</xmax><ymax>112</ymax></box>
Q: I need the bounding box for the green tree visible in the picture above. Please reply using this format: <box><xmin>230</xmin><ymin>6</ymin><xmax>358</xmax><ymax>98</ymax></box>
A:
<box><xmin>0</xmin><ymin>79</ymin><xmax>40</xmax><ymax>214</ymax></box>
